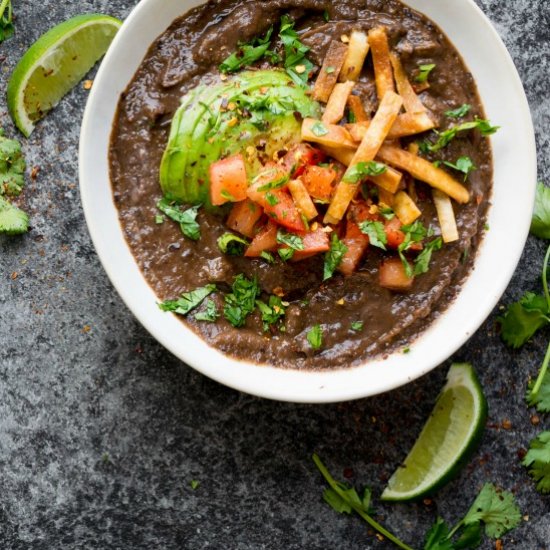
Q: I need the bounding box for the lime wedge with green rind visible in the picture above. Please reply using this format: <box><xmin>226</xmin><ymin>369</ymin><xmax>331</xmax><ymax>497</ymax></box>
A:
<box><xmin>7</xmin><ymin>14</ymin><xmax>121</xmax><ymax>137</ymax></box>
<box><xmin>381</xmin><ymin>363</ymin><xmax>487</xmax><ymax>502</ymax></box>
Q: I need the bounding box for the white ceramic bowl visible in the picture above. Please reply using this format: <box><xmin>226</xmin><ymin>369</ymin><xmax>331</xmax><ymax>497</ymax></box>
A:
<box><xmin>79</xmin><ymin>0</ymin><xmax>536</xmax><ymax>403</ymax></box>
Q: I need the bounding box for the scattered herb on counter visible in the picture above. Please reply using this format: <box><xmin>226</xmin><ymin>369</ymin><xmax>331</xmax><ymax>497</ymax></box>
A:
<box><xmin>420</xmin><ymin>118</ymin><xmax>499</xmax><ymax>153</ymax></box>
<box><xmin>359</xmin><ymin>220</ymin><xmax>387</xmax><ymax>250</ymax></box>
<box><xmin>190</xmin><ymin>479</ymin><xmax>200</xmax><ymax>490</ymax></box>
<box><xmin>522</xmin><ymin>431</ymin><xmax>550</xmax><ymax>494</ymax></box>
<box><xmin>443</xmin><ymin>156</ymin><xmax>476</xmax><ymax>181</ymax></box>
<box><xmin>279</xmin><ymin>15</ymin><xmax>314</xmax><ymax>87</ymax></box>
<box><xmin>307</xmin><ymin>325</ymin><xmax>323</xmax><ymax>350</ymax></box>
<box><xmin>530</xmin><ymin>182</ymin><xmax>550</xmax><ymax>239</ymax></box>
<box><xmin>157</xmin><ymin>198</ymin><xmax>201</xmax><ymax>241</ymax></box>
<box><xmin>323</xmin><ymin>233</ymin><xmax>348</xmax><ymax>280</ymax></box>
<box><xmin>224</xmin><ymin>274</ymin><xmax>261</xmax><ymax>328</ymax></box>
<box><xmin>314</xmin><ymin>454</ymin><xmax>521</xmax><ymax>550</ymax></box>
<box><xmin>415</xmin><ymin>63</ymin><xmax>436</xmax><ymax>83</ymax></box>
<box><xmin>256</xmin><ymin>295</ymin><xmax>286</xmax><ymax>331</ymax></box>
<box><xmin>0</xmin><ymin>0</ymin><xmax>14</xmax><ymax>43</ymax></box>
<box><xmin>0</xmin><ymin>129</ymin><xmax>28</xmax><ymax>235</ymax></box>
<box><xmin>159</xmin><ymin>284</ymin><xmax>217</xmax><ymax>316</ymax></box>
<box><xmin>194</xmin><ymin>299</ymin><xmax>219</xmax><ymax>322</ymax></box>
<box><xmin>445</xmin><ymin>104</ymin><xmax>471</xmax><ymax>119</ymax></box>
<box><xmin>219</xmin><ymin>26</ymin><xmax>279</xmax><ymax>73</ymax></box>
<box><xmin>343</xmin><ymin>161</ymin><xmax>387</xmax><ymax>184</ymax></box>
<box><xmin>218</xmin><ymin>232</ymin><xmax>249</xmax><ymax>256</ymax></box>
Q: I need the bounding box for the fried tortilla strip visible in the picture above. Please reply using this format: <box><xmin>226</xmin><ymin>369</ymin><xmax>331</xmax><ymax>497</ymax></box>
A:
<box><xmin>301</xmin><ymin>118</ymin><xmax>356</xmax><ymax>149</ymax></box>
<box><xmin>339</xmin><ymin>30</ymin><xmax>370</xmax><ymax>82</ymax></box>
<box><xmin>432</xmin><ymin>189</ymin><xmax>459</xmax><ymax>243</ymax></box>
<box><xmin>389</xmin><ymin>51</ymin><xmax>428</xmax><ymax>115</ymax></box>
<box><xmin>313</xmin><ymin>40</ymin><xmax>349</xmax><ymax>103</ymax></box>
<box><xmin>393</xmin><ymin>190</ymin><xmax>421</xmax><ymax>225</ymax></box>
<box><xmin>288</xmin><ymin>179</ymin><xmax>318</xmax><ymax>221</ymax></box>
<box><xmin>346</xmin><ymin>111</ymin><xmax>435</xmax><ymax>141</ymax></box>
<box><xmin>325</xmin><ymin>91</ymin><xmax>403</xmax><ymax>224</ymax></box>
<box><xmin>368</xmin><ymin>27</ymin><xmax>396</xmax><ymax>101</ymax></box>
<box><xmin>376</xmin><ymin>145</ymin><xmax>470</xmax><ymax>204</ymax></box>
<box><xmin>378</xmin><ymin>188</ymin><xmax>395</xmax><ymax>206</ymax></box>
<box><xmin>322</xmin><ymin>81</ymin><xmax>355</xmax><ymax>124</ymax></box>
<box><xmin>321</xmin><ymin>145</ymin><xmax>402</xmax><ymax>193</ymax></box>
<box><xmin>347</xmin><ymin>95</ymin><xmax>369</xmax><ymax>122</ymax></box>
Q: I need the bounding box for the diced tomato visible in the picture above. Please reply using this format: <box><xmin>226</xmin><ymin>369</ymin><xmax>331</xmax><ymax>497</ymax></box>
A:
<box><xmin>384</xmin><ymin>217</ymin><xmax>406</xmax><ymax>249</ymax></box>
<box><xmin>290</xmin><ymin>228</ymin><xmax>331</xmax><ymax>261</ymax></box>
<box><xmin>209</xmin><ymin>154</ymin><xmax>248</xmax><ymax>206</ymax></box>
<box><xmin>282</xmin><ymin>143</ymin><xmax>325</xmax><ymax>177</ymax></box>
<box><xmin>379</xmin><ymin>257</ymin><xmax>414</xmax><ymax>291</ymax></box>
<box><xmin>348</xmin><ymin>201</ymin><xmax>379</xmax><ymax>224</ymax></box>
<box><xmin>245</xmin><ymin>222</ymin><xmax>278</xmax><ymax>257</ymax></box>
<box><xmin>226</xmin><ymin>199</ymin><xmax>263</xmax><ymax>238</ymax></box>
<box><xmin>301</xmin><ymin>165</ymin><xmax>336</xmax><ymax>202</ymax></box>
<box><xmin>339</xmin><ymin>221</ymin><xmax>369</xmax><ymax>276</ymax></box>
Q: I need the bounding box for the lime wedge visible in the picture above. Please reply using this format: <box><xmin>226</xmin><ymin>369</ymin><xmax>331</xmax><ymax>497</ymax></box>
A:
<box><xmin>7</xmin><ymin>14</ymin><xmax>121</xmax><ymax>136</ymax></box>
<box><xmin>381</xmin><ymin>363</ymin><xmax>487</xmax><ymax>502</ymax></box>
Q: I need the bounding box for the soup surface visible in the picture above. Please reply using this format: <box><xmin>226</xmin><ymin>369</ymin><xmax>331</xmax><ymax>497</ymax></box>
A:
<box><xmin>109</xmin><ymin>0</ymin><xmax>492</xmax><ymax>369</ymax></box>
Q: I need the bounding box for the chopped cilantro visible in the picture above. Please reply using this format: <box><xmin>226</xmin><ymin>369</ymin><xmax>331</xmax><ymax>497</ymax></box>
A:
<box><xmin>325</xmin><ymin>66</ymin><xmax>335</xmax><ymax>74</ymax></box>
<box><xmin>260</xmin><ymin>250</ymin><xmax>275</xmax><ymax>263</ymax></box>
<box><xmin>351</xmin><ymin>321</ymin><xmax>364</xmax><ymax>331</ymax></box>
<box><xmin>276</xmin><ymin>229</ymin><xmax>304</xmax><ymax>250</ymax></box>
<box><xmin>217</xmin><ymin>232</ymin><xmax>249</xmax><ymax>256</ymax></box>
<box><xmin>522</xmin><ymin>431</ymin><xmax>550</xmax><ymax>494</ymax></box>
<box><xmin>414</xmin><ymin>237</ymin><xmax>443</xmax><ymax>276</ymax></box>
<box><xmin>397</xmin><ymin>221</ymin><xmax>429</xmax><ymax>277</ymax></box>
<box><xmin>224</xmin><ymin>274</ymin><xmax>261</xmax><ymax>328</ymax></box>
<box><xmin>421</xmin><ymin>118</ymin><xmax>500</xmax><ymax>153</ymax></box>
<box><xmin>311</xmin><ymin>121</ymin><xmax>329</xmax><ymax>137</ymax></box>
<box><xmin>190</xmin><ymin>479</ymin><xmax>200</xmax><ymax>490</ymax></box>
<box><xmin>415</xmin><ymin>63</ymin><xmax>436</xmax><ymax>83</ymax></box>
<box><xmin>278</xmin><ymin>248</ymin><xmax>295</xmax><ymax>261</ymax></box>
<box><xmin>256</xmin><ymin>172</ymin><xmax>290</xmax><ymax>192</ymax></box>
<box><xmin>443</xmin><ymin>156</ymin><xmax>476</xmax><ymax>181</ymax></box>
<box><xmin>157</xmin><ymin>198</ymin><xmax>201</xmax><ymax>241</ymax></box>
<box><xmin>265</xmin><ymin>192</ymin><xmax>279</xmax><ymax>206</ymax></box>
<box><xmin>343</xmin><ymin>161</ymin><xmax>387</xmax><ymax>184</ymax></box>
<box><xmin>194</xmin><ymin>299</ymin><xmax>219</xmax><ymax>322</ymax></box>
<box><xmin>159</xmin><ymin>284</ymin><xmax>216</xmax><ymax>316</ymax></box>
<box><xmin>445</xmin><ymin>104</ymin><xmax>472</xmax><ymax>119</ymax></box>
<box><xmin>219</xmin><ymin>26</ymin><xmax>279</xmax><ymax>73</ymax></box>
<box><xmin>358</xmin><ymin>220</ymin><xmax>387</xmax><ymax>250</ymax></box>
<box><xmin>256</xmin><ymin>295</ymin><xmax>286</xmax><ymax>331</ymax></box>
<box><xmin>323</xmin><ymin>9</ymin><xmax>330</xmax><ymax>22</ymax></box>
<box><xmin>307</xmin><ymin>324</ymin><xmax>323</xmax><ymax>350</ymax></box>
<box><xmin>323</xmin><ymin>233</ymin><xmax>348</xmax><ymax>280</ymax></box>
<box><xmin>379</xmin><ymin>206</ymin><xmax>395</xmax><ymax>220</ymax></box>
<box><xmin>279</xmin><ymin>15</ymin><xmax>314</xmax><ymax>86</ymax></box>
<box><xmin>155</xmin><ymin>214</ymin><xmax>165</xmax><ymax>225</ymax></box>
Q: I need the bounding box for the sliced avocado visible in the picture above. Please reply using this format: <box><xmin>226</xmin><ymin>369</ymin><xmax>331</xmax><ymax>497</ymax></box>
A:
<box><xmin>159</xmin><ymin>69</ymin><xmax>321</xmax><ymax>209</ymax></box>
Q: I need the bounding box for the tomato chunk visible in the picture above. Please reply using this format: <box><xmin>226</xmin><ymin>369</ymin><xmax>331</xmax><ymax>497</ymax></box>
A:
<box><xmin>384</xmin><ymin>217</ymin><xmax>406</xmax><ymax>249</ymax></box>
<box><xmin>348</xmin><ymin>201</ymin><xmax>379</xmax><ymax>224</ymax></box>
<box><xmin>209</xmin><ymin>154</ymin><xmax>248</xmax><ymax>206</ymax></box>
<box><xmin>339</xmin><ymin>221</ymin><xmax>369</xmax><ymax>275</ymax></box>
<box><xmin>226</xmin><ymin>199</ymin><xmax>263</xmax><ymax>238</ymax></box>
<box><xmin>245</xmin><ymin>222</ymin><xmax>278</xmax><ymax>257</ymax></box>
<box><xmin>282</xmin><ymin>143</ymin><xmax>325</xmax><ymax>177</ymax></box>
<box><xmin>301</xmin><ymin>165</ymin><xmax>336</xmax><ymax>202</ymax></box>
<box><xmin>290</xmin><ymin>228</ymin><xmax>331</xmax><ymax>261</ymax></box>
<box><xmin>379</xmin><ymin>257</ymin><xmax>414</xmax><ymax>291</ymax></box>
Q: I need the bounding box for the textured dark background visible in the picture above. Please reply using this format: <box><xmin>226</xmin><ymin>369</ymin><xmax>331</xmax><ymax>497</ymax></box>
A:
<box><xmin>1</xmin><ymin>1</ymin><xmax>549</xmax><ymax>548</ymax></box>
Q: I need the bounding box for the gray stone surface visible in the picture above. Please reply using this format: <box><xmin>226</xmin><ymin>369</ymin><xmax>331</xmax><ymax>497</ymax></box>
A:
<box><xmin>0</xmin><ymin>0</ymin><xmax>549</xmax><ymax>548</ymax></box>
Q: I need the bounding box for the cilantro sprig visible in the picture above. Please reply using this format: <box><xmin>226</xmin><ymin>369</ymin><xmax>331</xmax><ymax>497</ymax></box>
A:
<box><xmin>157</xmin><ymin>198</ymin><xmax>201</xmax><ymax>241</ymax></box>
<box><xmin>224</xmin><ymin>274</ymin><xmax>261</xmax><ymax>328</ymax></box>
<box><xmin>443</xmin><ymin>156</ymin><xmax>476</xmax><ymax>181</ymax></box>
<box><xmin>159</xmin><ymin>284</ymin><xmax>216</xmax><ymax>316</ymax></box>
<box><xmin>522</xmin><ymin>431</ymin><xmax>550</xmax><ymax>494</ymax></box>
<box><xmin>358</xmin><ymin>220</ymin><xmax>387</xmax><ymax>250</ymax></box>
<box><xmin>415</xmin><ymin>63</ymin><xmax>436</xmax><ymax>84</ymax></box>
<box><xmin>313</xmin><ymin>456</ymin><xmax>520</xmax><ymax>550</ymax></box>
<box><xmin>420</xmin><ymin>118</ymin><xmax>499</xmax><ymax>153</ymax></box>
<box><xmin>279</xmin><ymin>15</ymin><xmax>314</xmax><ymax>87</ymax></box>
<box><xmin>444</xmin><ymin>104</ymin><xmax>471</xmax><ymax>119</ymax></box>
<box><xmin>343</xmin><ymin>161</ymin><xmax>387</xmax><ymax>184</ymax></box>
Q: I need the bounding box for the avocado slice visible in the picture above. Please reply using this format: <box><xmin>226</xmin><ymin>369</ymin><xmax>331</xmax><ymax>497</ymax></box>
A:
<box><xmin>159</xmin><ymin>69</ymin><xmax>321</xmax><ymax>209</ymax></box>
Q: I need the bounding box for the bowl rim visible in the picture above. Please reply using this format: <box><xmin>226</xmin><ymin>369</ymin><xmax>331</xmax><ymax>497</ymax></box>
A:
<box><xmin>79</xmin><ymin>0</ymin><xmax>537</xmax><ymax>403</ymax></box>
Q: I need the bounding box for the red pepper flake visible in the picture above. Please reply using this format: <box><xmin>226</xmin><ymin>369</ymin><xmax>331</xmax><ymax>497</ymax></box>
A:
<box><xmin>501</xmin><ymin>419</ymin><xmax>512</xmax><ymax>430</ymax></box>
<box><xmin>343</xmin><ymin>467</ymin><xmax>354</xmax><ymax>479</ymax></box>
<box><xmin>495</xmin><ymin>539</ymin><xmax>503</xmax><ymax>550</ymax></box>
<box><xmin>273</xmin><ymin>287</ymin><xmax>285</xmax><ymax>297</ymax></box>
<box><xmin>83</xmin><ymin>80</ymin><xmax>93</xmax><ymax>90</ymax></box>
<box><xmin>82</xmin><ymin>325</ymin><xmax>91</xmax><ymax>334</ymax></box>
<box><xmin>10</xmin><ymin>272</ymin><xmax>18</xmax><ymax>280</ymax></box>
<box><xmin>30</xmin><ymin>166</ymin><xmax>41</xmax><ymax>180</ymax></box>
<box><xmin>530</xmin><ymin>414</ymin><xmax>540</xmax><ymax>426</ymax></box>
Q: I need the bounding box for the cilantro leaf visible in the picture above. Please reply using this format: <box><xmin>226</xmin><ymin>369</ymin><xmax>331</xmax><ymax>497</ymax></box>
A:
<box><xmin>194</xmin><ymin>299</ymin><xmax>219</xmax><ymax>322</ymax></box>
<box><xmin>343</xmin><ymin>161</ymin><xmax>387</xmax><ymax>183</ymax></box>
<box><xmin>256</xmin><ymin>295</ymin><xmax>286</xmax><ymax>331</ymax></box>
<box><xmin>445</xmin><ymin>104</ymin><xmax>471</xmax><ymax>119</ymax></box>
<box><xmin>322</xmin><ymin>487</ymin><xmax>353</xmax><ymax>514</ymax></box>
<box><xmin>217</xmin><ymin>232</ymin><xmax>249</xmax><ymax>256</ymax></box>
<box><xmin>414</xmin><ymin>237</ymin><xmax>443</xmax><ymax>276</ymax></box>
<box><xmin>415</xmin><ymin>63</ymin><xmax>436</xmax><ymax>83</ymax></box>
<box><xmin>522</xmin><ymin>431</ymin><xmax>550</xmax><ymax>494</ymax></box>
<box><xmin>224</xmin><ymin>274</ymin><xmax>261</xmax><ymax>328</ymax></box>
<box><xmin>498</xmin><ymin>292</ymin><xmax>549</xmax><ymax>348</ymax></box>
<box><xmin>157</xmin><ymin>198</ymin><xmax>201</xmax><ymax>241</ymax></box>
<box><xmin>0</xmin><ymin>0</ymin><xmax>14</xmax><ymax>43</ymax></box>
<box><xmin>422</xmin><ymin>118</ymin><xmax>500</xmax><ymax>153</ymax></box>
<box><xmin>260</xmin><ymin>250</ymin><xmax>275</xmax><ymax>263</ymax></box>
<box><xmin>423</xmin><ymin>518</ymin><xmax>454</xmax><ymax>550</ymax></box>
<box><xmin>0</xmin><ymin>130</ymin><xmax>26</xmax><ymax>196</ymax></box>
<box><xmin>278</xmin><ymin>248</ymin><xmax>295</xmax><ymax>261</ymax></box>
<box><xmin>379</xmin><ymin>206</ymin><xmax>395</xmax><ymax>220</ymax></box>
<box><xmin>219</xmin><ymin>26</ymin><xmax>278</xmax><ymax>73</ymax></box>
<box><xmin>279</xmin><ymin>15</ymin><xmax>314</xmax><ymax>86</ymax></box>
<box><xmin>443</xmin><ymin>156</ymin><xmax>476</xmax><ymax>181</ymax></box>
<box><xmin>307</xmin><ymin>324</ymin><xmax>323</xmax><ymax>350</ymax></box>
<box><xmin>526</xmin><ymin>371</ymin><xmax>550</xmax><ymax>412</ymax></box>
<box><xmin>462</xmin><ymin>483</ymin><xmax>521</xmax><ymax>538</ymax></box>
<box><xmin>323</xmin><ymin>233</ymin><xmax>348</xmax><ymax>280</ymax></box>
<box><xmin>530</xmin><ymin>182</ymin><xmax>550</xmax><ymax>239</ymax></box>
<box><xmin>159</xmin><ymin>284</ymin><xmax>217</xmax><ymax>316</ymax></box>
<box><xmin>351</xmin><ymin>321</ymin><xmax>364</xmax><ymax>331</ymax></box>
<box><xmin>0</xmin><ymin>194</ymin><xmax>29</xmax><ymax>235</ymax></box>
<box><xmin>276</xmin><ymin>229</ymin><xmax>304</xmax><ymax>250</ymax></box>
<box><xmin>398</xmin><ymin>221</ymin><xmax>429</xmax><ymax>277</ymax></box>
<box><xmin>453</xmin><ymin>522</ymin><xmax>483</xmax><ymax>550</ymax></box>
<box><xmin>359</xmin><ymin>220</ymin><xmax>387</xmax><ymax>250</ymax></box>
